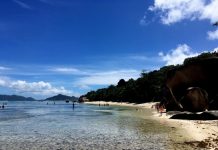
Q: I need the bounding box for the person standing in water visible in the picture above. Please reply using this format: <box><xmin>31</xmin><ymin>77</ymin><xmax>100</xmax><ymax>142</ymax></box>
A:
<box><xmin>73</xmin><ymin>102</ymin><xmax>75</xmax><ymax>109</ymax></box>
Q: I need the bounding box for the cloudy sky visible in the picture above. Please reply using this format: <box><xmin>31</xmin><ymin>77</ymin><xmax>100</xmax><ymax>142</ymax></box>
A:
<box><xmin>0</xmin><ymin>0</ymin><xmax>217</xmax><ymax>99</ymax></box>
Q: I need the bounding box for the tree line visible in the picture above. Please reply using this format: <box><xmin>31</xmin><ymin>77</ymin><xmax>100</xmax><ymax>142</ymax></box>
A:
<box><xmin>82</xmin><ymin>51</ymin><xmax>218</xmax><ymax>103</ymax></box>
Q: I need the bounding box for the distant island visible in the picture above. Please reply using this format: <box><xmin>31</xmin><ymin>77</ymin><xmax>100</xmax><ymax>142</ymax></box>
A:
<box><xmin>0</xmin><ymin>94</ymin><xmax>78</xmax><ymax>102</ymax></box>
<box><xmin>0</xmin><ymin>95</ymin><xmax>36</xmax><ymax>101</ymax></box>
<box><xmin>45</xmin><ymin>94</ymin><xmax>78</xmax><ymax>102</ymax></box>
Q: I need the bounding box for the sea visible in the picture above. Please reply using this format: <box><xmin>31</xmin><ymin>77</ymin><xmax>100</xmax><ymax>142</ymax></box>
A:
<box><xmin>0</xmin><ymin>101</ymin><xmax>186</xmax><ymax>150</ymax></box>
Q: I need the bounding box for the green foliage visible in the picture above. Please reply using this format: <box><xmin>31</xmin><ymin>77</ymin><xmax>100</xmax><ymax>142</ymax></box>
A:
<box><xmin>83</xmin><ymin>51</ymin><xmax>218</xmax><ymax>103</ymax></box>
<box><xmin>84</xmin><ymin>66</ymin><xmax>175</xmax><ymax>103</ymax></box>
<box><xmin>184</xmin><ymin>52</ymin><xmax>218</xmax><ymax>65</ymax></box>
<box><xmin>117</xmin><ymin>79</ymin><xmax>126</xmax><ymax>87</ymax></box>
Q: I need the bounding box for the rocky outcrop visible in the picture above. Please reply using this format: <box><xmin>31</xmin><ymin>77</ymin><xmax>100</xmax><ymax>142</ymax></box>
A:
<box><xmin>162</xmin><ymin>57</ymin><xmax>218</xmax><ymax>112</ymax></box>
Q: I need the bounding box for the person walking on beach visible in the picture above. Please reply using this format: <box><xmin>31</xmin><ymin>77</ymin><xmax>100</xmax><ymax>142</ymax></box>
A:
<box><xmin>159</xmin><ymin>105</ymin><xmax>165</xmax><ymax>116</ymax></box>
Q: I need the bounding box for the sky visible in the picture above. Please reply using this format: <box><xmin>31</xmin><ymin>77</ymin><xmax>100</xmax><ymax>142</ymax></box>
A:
<box><xmin>0</xmin><ymin>0</ymin><xmax>217</xmax><ymax>99</ymax></box>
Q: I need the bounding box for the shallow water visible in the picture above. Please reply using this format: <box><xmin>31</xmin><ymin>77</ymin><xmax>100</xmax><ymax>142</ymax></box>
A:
<box><xmin>0</xmin><ymin>101</ymin><xmax>177</xmax><ymax>150</ymax></box>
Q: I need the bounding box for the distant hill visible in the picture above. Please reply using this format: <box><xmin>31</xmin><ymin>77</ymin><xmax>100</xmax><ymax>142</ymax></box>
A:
<box><xmin>45</xmin><ymin>94</ymin><xmax>78</xmax><ymax>101</ymax></box>
<box><xmin>0</xmin><ymin>95</ymin><xmax>36</xmax><ymax>101</ymax></box>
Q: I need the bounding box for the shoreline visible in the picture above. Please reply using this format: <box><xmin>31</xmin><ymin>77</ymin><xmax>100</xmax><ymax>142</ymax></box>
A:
<box><xmin>85</xmin><ymin>101</ymin><xmax>218</xmax><ymax>149</ymax></box>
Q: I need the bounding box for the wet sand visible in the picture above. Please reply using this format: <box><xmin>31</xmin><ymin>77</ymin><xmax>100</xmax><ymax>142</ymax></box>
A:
<box><xmin>86</xmin><ymin>101</ymin><xmax>218</xmax><ymax>149</ymax></box>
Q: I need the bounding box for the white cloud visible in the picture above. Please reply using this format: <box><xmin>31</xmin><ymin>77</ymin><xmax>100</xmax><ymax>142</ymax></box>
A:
<box><xmin>159</xmin><ymin>44</ymin><xmax>218</xmax><ymax>65</ymax></box>
<box><xmin>149</xmin><ymin>0</ymin><xmax>218</xmax><ymax>25</ymax></box>
<box><xmin>51</xmin><ymin>67</ymin><xmax>80</xmax><ymax>73</ymax></box>
<box><xmin>201</xmin><ymin>0</ymin><xmax>218</xmax><ymax>23</ymax></box>
<box><xmin>0</xmin><ymin>66</ymin><xmax>11</xmax><ymax>71</ymax></box>
<box><xmin>75</xmin><ymin>70</ymin><xmax>140</xmax><ymax>87</ymax></box>
<box><xmin>0</xmin><ymin>77</ymin><xmax>8</xmax><ymax>86</ymax></box>
<box><xmin>75</xmin><ymin>84</ymin><xmax>91</xmax><ymax>90</ymax></box>
<box><xmin>13</xmin><ymin>0</ymin><xmax>32</xmax><ymax>9</ymax></box>
<box><xmin>207</xmin><ymin>28</ymin><xmax>218</xmax><ymax>40</ymax></box>
<box><xmin>159</xmin><ymin>44</ymin><xmax>199</xmax><ymax>65</ymax></box>
<box><xmin>140</xmin><ymin>15</ymin><xmax>149</xmax><ymax>26</ymax></box>
<box><xmin>146</xmin><ymin>0</ymin><xmax>218</xmax><ymax>40</ymax></box>
<box><xmin>212</xmin><ymin>47</ymin><xmax>218</xmax><ymax>52</ymax></box>
<box><xmin>0</xmin><ymin>76</ymin><xmax>75</xmax><ymax>96</ymax></box>
<box><xmin>49</xmin><ymin>67</ymin><xmax>88</xmax><ymax>75</ymax></box>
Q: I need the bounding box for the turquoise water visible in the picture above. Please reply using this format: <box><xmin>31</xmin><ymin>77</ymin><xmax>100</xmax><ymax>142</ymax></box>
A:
<box><xmin>0</xmin><ymin>101</ymin><xmax>172</xmax><ymax>150</ymax></box>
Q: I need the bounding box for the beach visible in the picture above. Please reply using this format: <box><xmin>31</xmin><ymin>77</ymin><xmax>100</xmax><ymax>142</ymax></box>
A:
<box><xmin>86</xmin><ymin>101</ymin><xmax>218</xmax><ymax>149</ymax></box>
<box><xmin>0</xmin><ymin>101</ymin><xmax>217</xmax><ymax>149</ymax></box>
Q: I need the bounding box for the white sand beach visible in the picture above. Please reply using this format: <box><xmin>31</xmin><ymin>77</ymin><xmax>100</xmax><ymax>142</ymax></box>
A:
<box><xmin>85</xmin><ymin>101</ymin><xmax>218</xmax><ymax>149</ymax></box>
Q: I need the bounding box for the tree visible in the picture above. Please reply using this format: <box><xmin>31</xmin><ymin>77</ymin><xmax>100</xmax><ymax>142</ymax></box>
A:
<box><xmin>117</xmin><ymin>79</ymin><xmax>126</xmax><ymax>87</ymax></box>
<box><xmin>83</xmin><ymin>52</ymin><xmax>218</xmax><ymax>104</ymax></box>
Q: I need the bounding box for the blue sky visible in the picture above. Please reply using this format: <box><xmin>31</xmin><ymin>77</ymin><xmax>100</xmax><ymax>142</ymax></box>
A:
<box><xmin>0</xmin><ymin>0</ymin><xmax>217</xmax><ymax>99</ymax></box>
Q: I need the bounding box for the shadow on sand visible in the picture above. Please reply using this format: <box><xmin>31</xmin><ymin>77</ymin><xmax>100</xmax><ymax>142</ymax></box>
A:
<box><xmin>170</xmin><ymin>111</ymin><xmax>218</xmax><ymax>120</ymax></box>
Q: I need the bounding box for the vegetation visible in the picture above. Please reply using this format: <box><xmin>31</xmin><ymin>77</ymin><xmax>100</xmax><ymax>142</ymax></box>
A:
<box><xmin>83</xmin><ymin>65</ymin><xmax>179</xmax><ymax>103</ymax></box>
<box><xmin>184</xmin><ymin>51</ymin><xmax>218</xmax><ymax>65</ymax></box>
<box><xmin>82</xmin><ymin>52</ymin><xmax>218</xmax><ymax>103</ymax></box>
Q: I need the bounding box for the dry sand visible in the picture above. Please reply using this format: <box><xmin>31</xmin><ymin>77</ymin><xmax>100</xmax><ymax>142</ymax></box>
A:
<box><xmin>85</xmin><ymin>101</ymin><xmax>218</xmax><ymax>149</ymax></box>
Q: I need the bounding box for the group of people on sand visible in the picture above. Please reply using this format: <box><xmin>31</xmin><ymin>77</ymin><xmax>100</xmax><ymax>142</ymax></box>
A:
<box><xmin>99</xmin><ymin>103</ymin><xmax>109</xmax><ymax>107</ymax></box>
<box><xmin>151</xmin><ymin>103</ymin><xmax>165</xmax><ymax>116</ymax></box>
